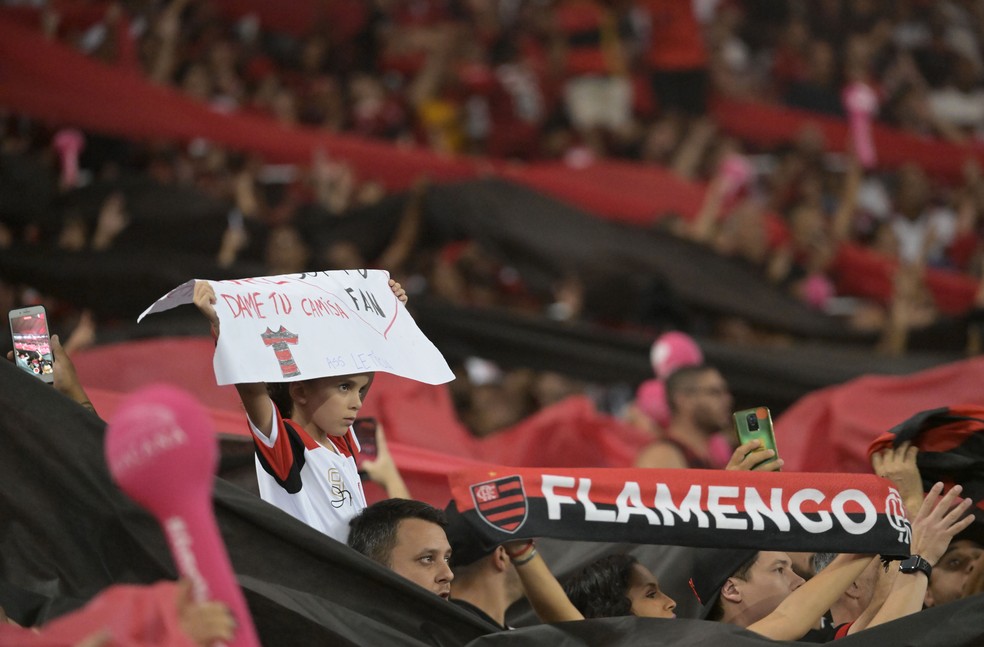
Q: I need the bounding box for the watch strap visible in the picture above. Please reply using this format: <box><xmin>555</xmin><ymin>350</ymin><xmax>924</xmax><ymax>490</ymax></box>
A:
<box><xmin>899</xmin><ymin>555</ymin><xmax>933</xmax><ymax>578</ymax></box>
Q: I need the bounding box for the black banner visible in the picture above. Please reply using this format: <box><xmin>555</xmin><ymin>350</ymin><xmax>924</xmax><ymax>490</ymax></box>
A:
<box><xmin>451</xmin><ymin>467</ymin><xmax>911</xmax><ymax>558</ymax></box>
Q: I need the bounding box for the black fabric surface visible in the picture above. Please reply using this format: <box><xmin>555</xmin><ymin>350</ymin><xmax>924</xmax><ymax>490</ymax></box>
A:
<box><xmin>2</xmin><ymin>361</ymin><xmax>983</xmax><ymax>645</ymax></box>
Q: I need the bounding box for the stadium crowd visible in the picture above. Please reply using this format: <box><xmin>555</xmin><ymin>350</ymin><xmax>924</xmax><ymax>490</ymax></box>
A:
<box><xmin>2</xmin><ymin>2</ymin><xmax>984</xmax><ymax>643</ymax></box>
<box><xmin>4</xmin><ymin>0</ymin><xmax>984</xmax><ymax>437</ymax></box>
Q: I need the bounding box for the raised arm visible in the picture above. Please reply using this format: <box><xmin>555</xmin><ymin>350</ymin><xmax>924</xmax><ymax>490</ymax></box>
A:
<box><xmin>860</xmin><ymin>482</ymin><xmax>973</xmax><ymax>632</ymax></box>
<box><xmin>748</xmin><ymin>553</ymin><xmax>875</xmax><ymax>641</ymax></box>
<box><xmin>374</xmin><ymin>179</ymin><xmax>426</xmax><ymax>274</ymax></box>
<box><xmin>724</xmin><ymin>439</ymin><xmax>784</xmax><ymax>472</ymax></box>
<box><xmin>830</xmin><ymin>156</ymin><xmax>863</xmax><ymax>243</ymax></box>
<box><xmin>504</xmin><ymin>540</ymin><xmax>583</xmax><ymax>623</ymax></box>
<box><xmin>357</xmin><ymin>422</ymin><xmax>411</xmax><ymax>499</ymax></box>
<box><xmin>6</xmin><ymin>334</ymin><xmax>97</xmax><ymax>415</ymax></box>
<box><xmin>871</xmin><ymin>441</ymin><xmax>924</xmax><ymax>517</ymax></box>
<box><xmin>193</xmin><ymin>280</ymin><xmax>272</xmax><ymax>435</ymax></box>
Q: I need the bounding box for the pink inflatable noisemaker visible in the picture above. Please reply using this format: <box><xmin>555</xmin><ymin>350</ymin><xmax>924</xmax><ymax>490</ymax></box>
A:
<box><xmin>842</xmin><ymin>82</ymin><xmax>878</xmax><ymax>169</ymax></box>
<box><xmin>53</xmin><ymin>128</ymin><xmax>85</xmax><ymax>189</ymax></box>
<box><xmin>105</xmin><ymin>384</ymin><xmax>260</xmax><ymax>647</ymax></box>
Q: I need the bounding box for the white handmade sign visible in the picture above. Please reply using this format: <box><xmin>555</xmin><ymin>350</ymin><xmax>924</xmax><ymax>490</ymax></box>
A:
<box><xmin>138</xmin><ymin>270</ymin><xmax>454</xmax><ymax>386</ymax></box>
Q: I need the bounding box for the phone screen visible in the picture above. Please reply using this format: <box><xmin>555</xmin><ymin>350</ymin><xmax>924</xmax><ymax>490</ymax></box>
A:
<box><xmin>9</xmin><ymin>307</ymin><xmax>54</xmax><ymax>383</ymax></box>
<box><xmin>353</xmin><ymin>417</ymin><xmax>378</xmax><ymax>461</ymax></box>
<box><xmin>733</xmin><ymin>406</ymin><xmax>779</xmax><ymax>469</ymax></box>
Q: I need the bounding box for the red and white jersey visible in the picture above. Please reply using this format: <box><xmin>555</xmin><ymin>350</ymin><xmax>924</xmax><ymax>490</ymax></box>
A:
<box><xmin>249</xmin><ymin>401</ymin><xmax>366</xmax><ymax>543</ymax></box>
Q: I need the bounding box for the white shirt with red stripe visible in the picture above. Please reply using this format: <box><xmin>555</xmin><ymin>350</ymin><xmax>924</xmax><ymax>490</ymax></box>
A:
<box><xmin>249</xmin><ymin>400</ymin><xmax>367</xmax><ymax>543</ymax></box>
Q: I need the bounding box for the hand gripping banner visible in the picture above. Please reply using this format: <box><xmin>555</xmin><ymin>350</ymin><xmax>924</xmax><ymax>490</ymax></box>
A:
<box><xmin>138</xmin><ymin>270</ymin><xmax>454</xmax><ymax>386</ymax></box>
<box><xmin>449</xmin><ymin>467</ymin><xmax>911</xmax><ymax>558</ymax></box>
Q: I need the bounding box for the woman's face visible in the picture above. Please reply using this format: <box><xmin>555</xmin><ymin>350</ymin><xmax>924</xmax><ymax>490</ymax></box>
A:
<box><xmin>626</xmin><ymin>564</ymin><xmax>677</xmax><ymax>619</ymax></box>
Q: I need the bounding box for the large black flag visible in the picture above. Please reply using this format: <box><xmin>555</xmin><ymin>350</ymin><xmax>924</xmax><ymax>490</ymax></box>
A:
<box><xmin>1</xmin><ymin>361</ymin><xmax>982</xmax><ymax>646</ymax></box>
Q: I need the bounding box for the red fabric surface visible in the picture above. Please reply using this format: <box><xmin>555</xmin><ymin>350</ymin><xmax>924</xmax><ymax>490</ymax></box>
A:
<box><xmin>775</xmin><ymin>356</ymin><xmax>984</xmax><ymax>475</ymax></box>
<box><xmin>0</xmin><ymin>581</ymin><xmax>199</xmax><ymax>647</ymax></box>
<box><xmin>2</xmin><ymin>16</ymin><xmax>980</xmax><ymax>312</ymax></box>
<box><xmin>74</xmin><ymin>338</ymin><xmax>243</xmax><ymax>415</ymax></box>
<box><xmin>711</xmin><ymin>97</ymin><xmax>984</xmax><ymax>183</ymax></box>
<box><xmin>73</xmin><ymin>338</ymin><xmax>647</xmax><ymax>506</ymax></box>
<box><xmin>830</xmin><ymin>244</ymin><xmax>978</xmax><ymax>315</ymax></box>
<box><xmin>0</xmin><ymin>17</ymin><xmax>480</xmax><ymax>191</ymax></box>
<box><xmin>501</xmin><ymin>161</ymin><xmax>707</xmax><ymax>225</ymax></box>
<box><xmin>68</xmin><ymin>341</ymin><xmax>984</xmax><ymax>504</ymax></box>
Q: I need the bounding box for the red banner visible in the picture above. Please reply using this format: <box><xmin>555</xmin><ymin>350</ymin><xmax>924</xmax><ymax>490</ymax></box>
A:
<box><xmin>711</xmin><ymin>98</ymin><xmax>984</xmax><ymax>183</ymax></box>
<box><xmin>775</xmin><ymin>356</ymin><xmax>984</xmax><ymax>474</ymax></box>
<box><xmin>0</xmin><ymin>17</ymin><xmax>480</xmax><ymax>191</ymax></box>
<box><xmin>1</xmin><ymin>16</ymin><xmax>980</xmax><ymax>313</ymax></box>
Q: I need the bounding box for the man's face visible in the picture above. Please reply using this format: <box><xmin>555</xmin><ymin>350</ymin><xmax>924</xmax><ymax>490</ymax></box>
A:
<box><xmin>387</xmin><ymin>518</ymin><xmax>454</xmax><ymax>598</ymax></box>
<box><xmin>730</xmin><ymin>551</ymin><xmax>804</xmax><ymax>625</ymax></box>
<box><xmin>688</xmin><ymin>369</ymin><xmax>733</xmax><ymax>434</ymax></box>
<box><xmin>926</xmin><ymin>540</ymin><xmax>982</xmax><ymax>607</ymax></box>
<box><xmin>852</xmin><ymin>557</ymin><xmax>880</xmax><ymax>610</ymax></box>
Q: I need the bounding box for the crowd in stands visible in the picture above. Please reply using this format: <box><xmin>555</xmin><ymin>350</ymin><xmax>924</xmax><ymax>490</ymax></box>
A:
<box><xmin>4</xmin><ymin>2</ymin><xmax>984</xmax><ymax>643</ymax></box>
<box><xmin>2</xmin><ymin>4</ymin><xmax>984</xmax><ymax>435</ymax></box>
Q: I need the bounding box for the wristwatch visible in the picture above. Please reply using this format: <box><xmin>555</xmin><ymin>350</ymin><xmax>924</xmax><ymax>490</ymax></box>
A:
<box><xmin>899</xmin><ymin>555</ymin><xmax>933</xmax><ymax>578</ymax></box>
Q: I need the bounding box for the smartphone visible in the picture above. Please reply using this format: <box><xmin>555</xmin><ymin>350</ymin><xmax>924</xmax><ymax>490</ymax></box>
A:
<box><xmin>353</xmin><ymin>417</ymin><xmax>378</xmax><ymax>461</ymax></box>
<box><xmin>9</xmin><ymin>305</ymin><xmax>55</xmax><ymax>384</ymax></box>
<box><xmin>733</xmin><ymin>406</ymin><xmax>779</xmax><ymax>469</ymax></box>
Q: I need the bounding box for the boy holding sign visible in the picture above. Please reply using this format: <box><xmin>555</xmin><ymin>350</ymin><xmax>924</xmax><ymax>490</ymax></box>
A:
<box><xmin>193</xmin><ymin>278</ymin><xmax>411</xmax><ymax>543</ymax></box>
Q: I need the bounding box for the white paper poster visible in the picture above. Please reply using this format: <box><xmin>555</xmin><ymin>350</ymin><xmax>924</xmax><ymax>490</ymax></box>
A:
<box><xmin>139</xmin><ymin>270</ymin><xmax>454</xmax><ymax>386</ymax></box>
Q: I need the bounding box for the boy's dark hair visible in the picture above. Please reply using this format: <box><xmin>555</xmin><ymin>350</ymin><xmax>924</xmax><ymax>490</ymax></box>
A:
<box><xmin>563</xmin><ymin>554</ymin><xmax>639</xmax><ymax>618</ymax></box>
<box><xmin>267</xmin><ymin>373</ymin><xmax>375</xmax><ymax>419</ymax></box>
<box><xmin>348</xmin><ymin>499</ymin><xmax>448</xmax><ymax>566</ymax></box>
<box><xmin>705</xmin><ymin>551</ymin><xmax>759</xmax><ymax>621</ymax></box>
<box><xmin>266</xmin><ymin>383</ymin><xmax>293</xmax><ymax>418</ymax></box>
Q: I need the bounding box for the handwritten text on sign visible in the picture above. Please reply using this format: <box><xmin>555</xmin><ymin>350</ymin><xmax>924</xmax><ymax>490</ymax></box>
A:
<box><xmin>138</xmin><ymin>270</ymin><xmax>454</xmax><ymax>386</ymax></box>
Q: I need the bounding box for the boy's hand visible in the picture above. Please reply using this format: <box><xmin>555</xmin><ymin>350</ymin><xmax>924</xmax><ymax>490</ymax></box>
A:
<box><xmin>193</xmin><ymin>281</ymin><xmax>221</xmax><ymax>334</ymax></box>
<box><xmin>388</xmin><ymin>278</ymin><xmax>408</xmax><ymax>304</ymax></box>
<box><xmin>725</xmin><ymin>439</ymin><xmax>783</xmax><ymax>472</ymax></box>
<box><xmin>911</xmin><ymin>482</ymin><xmax>975</xmax><ymax>566</ymax></box>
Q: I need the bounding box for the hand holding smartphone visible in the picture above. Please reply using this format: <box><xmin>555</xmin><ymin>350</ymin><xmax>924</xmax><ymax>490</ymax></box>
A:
<box><xmin>733</xmin><ymin>406</ymin><xmax>779</xmax><ymax>470</ymax></box>
<box><xmin>9</xmin><ymin>305</ymin><xmax>55</xmax><ymax>384</ymax></box>
<box><xmin>353</xmin><ymin>417</ymin><xmax>378</xmax><ymax>462</ymax></box>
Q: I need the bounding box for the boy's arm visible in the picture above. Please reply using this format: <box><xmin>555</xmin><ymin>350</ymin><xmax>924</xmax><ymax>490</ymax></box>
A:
<box><xmin>193</xmin><ymin>280</ymin><xmax>273</xmax><ymax>436</ymax></box>
<box><xmin>858</xmin><ymin>482</ymin><xmax>974</xmax><ymax>632</ymax></box>
<box><xmin>504</xmin><ymin>540</ymin><xmax>583</xmax><ymax>623</ymax></box>
<box><xmin>747</xmin><ymin>553</ymin><xmax>875</xmax><ymax>642</ymax></box>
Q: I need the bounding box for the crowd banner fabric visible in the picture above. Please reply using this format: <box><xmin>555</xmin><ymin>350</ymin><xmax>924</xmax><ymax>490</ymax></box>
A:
<box><xmin>450</xmin><ymin>467</ymin><xmax>911</xmax><ymax>558</ymax></box>
<box><xmin>4</xmin><ymin>323</ymin><xmax>984</xmax><ymax>645</ymax></box>
<box><xmin>1</xmin><ymin>14</ymin><xmax>980</xmax><ymax>317</ymax></box>
<box><xmin>138</xmin><ymin>271</ymin><xmax>454</xmax><ymax>386</ymax></box>
<box><xmin>711</xmin><ymin>97</ymin><xmax>984</xmax><ymax>182</ymax></box>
